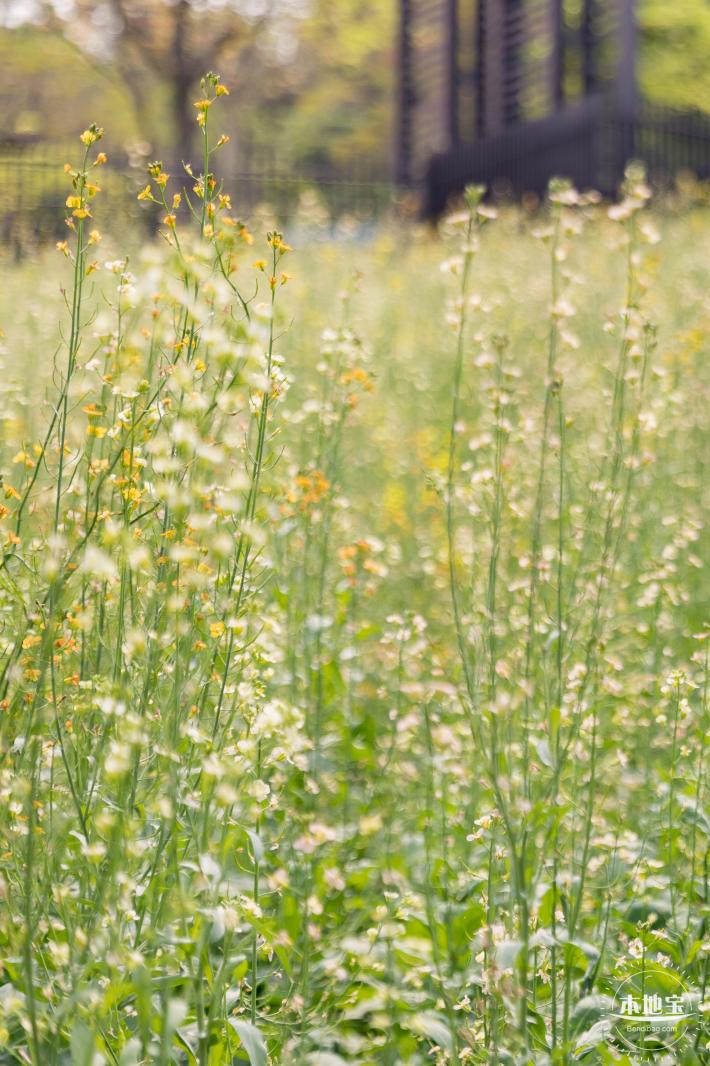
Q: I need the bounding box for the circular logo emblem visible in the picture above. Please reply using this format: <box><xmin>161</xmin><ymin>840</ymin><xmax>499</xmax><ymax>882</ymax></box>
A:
<box><xmin>608</xmin><ymin>967</ymin><xmax>698</xmax><ymax>1053</ymax></box>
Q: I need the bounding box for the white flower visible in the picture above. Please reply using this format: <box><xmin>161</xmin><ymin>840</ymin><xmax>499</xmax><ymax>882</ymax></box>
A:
<box><xmin>80</xmin><ymin>545</ymin><xmax>119</xmax><ymax>582</ymax></box>
<box><xmin>250</xmin><ymin>780</ymin><xmax>270</xmax><ymax>803</ymax></box>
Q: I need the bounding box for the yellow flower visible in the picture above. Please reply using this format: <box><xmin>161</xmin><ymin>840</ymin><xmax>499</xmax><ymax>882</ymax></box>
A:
<box><xmin>137</xmin><ymin>185</ymin><xmax>153</xmax><ymax>202</ymax></box>
<box><xmin>80</xmin><ymin>125</ymin><xmax>104</xmax><ymax>146</ymax></box>
<box><xmin>210</xmin><ymin>621</ymin><xmax>225</xmax><ymax>639</ymax></box>
<box><xmin>56</xmin><ymin>241</ymin><xmax>69</xmax><ymax>256</ymax></box>
<box><xmin>94</xmin><ymin>152</ymin><xmax>107</xmax><ymax>166</ymax></box>
<box><xmin>215</xmin><ymin>84</ymin><xmax>230</xmax><ymax>96</ymax></box>
<box><xmin>88</xmin><ymin>229</ymin><xmax>101</xmax><ymax>244</ymax></box>
<box><xmin>267</xmin><ymin>233</ymin><xmax>292</xmax><ymax>253</ymax></box>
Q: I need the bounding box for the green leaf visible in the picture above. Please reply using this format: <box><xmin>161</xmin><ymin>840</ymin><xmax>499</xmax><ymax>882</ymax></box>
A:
<box><xmin>118</xmin><ymin>1039</ymin><xmax>143</xmax><ymax>1066</ymax></box>
<box><xmin>70</xmin><ymin>1019</ymin><xmax>95</xmax><ymax>1066</ymax></box>
<box><xmin>624</xmin><ymin>897</ymin><xmax>671</xmax><ymax>929</ymax></box>
<box><xmin>496</xmin><ymin>938</ymin><xmax>523</xmax><ymax>970</ymax></box>
<box><xmin>562</xmin><ymin>937</ymin><xmax>599</xmax><ymax>977</ymax></box>
<box><xmin>246</xmin><ymin>829</ymin><xmax>264</xmax><ymax>864</ymax></box>
<box><xmin>166</xmin><ymin>998</ymin><xmax>188</xmax><ymax>1031</ymax></box>
<box><xmin>406</xmin><ymin>1011</ymin><xmax>453</xmax><ymax>1050</ymax></box>
<box><xmin>574</xmin><ymin>1018</ymin><xmax>612</xmax><ymax>1056</ymax></box>
<box><xmin>229</xmin><ymin>1019</ymin><xmax>268</xmax><ymax>1066</ymax></box>
<box><xmin>571</xmin><ymin>994</ymin><xmax>614</xmax><ymax>1035</ymax></box>
<box><xmin>535</xmin><ymin>736</ymin><xmax>554</xmax><ymax>768</ymax></box>
<box><xmin>679</xmin><ymin>797</ymin><xmax>710</xmax><ymax>835</ymax></box>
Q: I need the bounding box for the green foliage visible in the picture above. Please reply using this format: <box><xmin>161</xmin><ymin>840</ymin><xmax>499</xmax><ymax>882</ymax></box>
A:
<box><xmin>0</xmin><ymin>96</ymin><xmax>709</xmax><ymax>1064</ymax></box>
<box><xmin>639</xmin><ymin>0</ymin><xmax>710</xmax><ymax>112</ymax></box>
<box><xmin>0</xmin><ymin>28</ymin><xmax>140</xmax><ymax>146</ymax></box>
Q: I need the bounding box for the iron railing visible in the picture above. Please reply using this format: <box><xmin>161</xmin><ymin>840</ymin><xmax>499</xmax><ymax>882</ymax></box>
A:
<box><xmin>0</xmin><ymin>140</ymin><xmax>393</xmax><ymax>253</ymax></box>
<box><xmin>424</xmin><ymin>98</ymin><xmax>710</xmax><ymax>215</ymax></box>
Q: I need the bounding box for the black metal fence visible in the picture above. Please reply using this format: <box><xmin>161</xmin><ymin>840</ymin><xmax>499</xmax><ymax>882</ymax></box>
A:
<box><xmin>398</xmin><ymin>0</ymin><xmax>638</xmax><ymax>186</ymax></box>
<box><xmin>424</xmin><ymin>97</ymin><xmax>710</xmax><ymax>216</ymax></box>
<box><xmin>398</xmin><ymin>0</ymin><xmax>710</xmax><ymax>215</ymax></box>
<box><xmin>0</xmin><ymin>140</ymin><xmax>394</xmax><ymax>253</ymax></box>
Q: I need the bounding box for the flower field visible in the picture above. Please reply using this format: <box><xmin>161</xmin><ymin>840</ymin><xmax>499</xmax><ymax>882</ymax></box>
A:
<box><xmin>0</xmin><ymin>83</ymin><xmax>709</xmax><ymax>1065</ymax></box>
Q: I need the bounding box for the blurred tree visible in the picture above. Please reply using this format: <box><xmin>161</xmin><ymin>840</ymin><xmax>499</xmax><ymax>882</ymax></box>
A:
<box><xmin>0</xmin><ymin>0</ymin><xmax>393</xmax><ymax>178</ymax></box>
<box><xmin>250</xmin><ymin>0</ymin><xmax>395</xmax><ymax>175</ymax></box>
<box><xmin>639</xmin><ymin>0</ymin><xmax>710</xmax><ymax>112</ymax></box>
<box><xmin>0</xmin><ymin>27</ymin><xmax>140</xmax><ymax>146</ymax></box>
<box><xmin>294</xmin><ymin>0</ymin><xmax>394</xmax><ymax>171</ymax></box>
<box><xmin>68</xmin><ymin>0</ymin><xmax>272</xmax><ymax>165</ymax></box>
<box><xmin>1</xmin><ymin>0</ymin><xmax>307</xmax><ymax>165</ymax></box>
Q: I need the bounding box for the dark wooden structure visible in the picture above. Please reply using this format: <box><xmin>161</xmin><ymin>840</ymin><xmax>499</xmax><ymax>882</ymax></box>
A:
<box><xmin>397</xmin><ymin>0</ymin><xmax>710</xmax><ymax>215</ymax></box>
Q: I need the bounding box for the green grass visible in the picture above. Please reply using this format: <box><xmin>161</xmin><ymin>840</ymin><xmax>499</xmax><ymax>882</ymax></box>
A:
<box><xmin>0</xmin><ymin>100</ymin><xmax>709</xmax><ymax>1066</ymax></box>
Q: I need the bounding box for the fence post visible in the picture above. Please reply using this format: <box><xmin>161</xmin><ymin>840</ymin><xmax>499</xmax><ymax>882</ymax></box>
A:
<box><xmin>396</xmin><ymin>0</ymin><xmax>414</xmax><ymax>186</ymax></box>
<box><xmin>479</xmin><ymin>0</ymin><xmax>506</xmax><ymax>133</ymax></box>
<box><xmin>474</xmin><ymin>0</ymin><xmax>487</xmax><ymax>136</ymax></box>
<box><xmin>551</xmin><ymin>0</ymin><xmax>565</xmax><ymax>109</ymax></box>
<box><xmin>503</xmin><ymin>0</ymin><xmax>525</xmax><ymax>126</ymax></box>
<box><xmin>617</xmin><ymin>0</ymin><xmax>637</xmax><ymax>172</ymax></box>
<box><xmin>446</xmin><ymin>0</ymin><xmax>460</xmax><ymax>147</ymax></box>
<box><xmin>581</xmin><ymin>0</ymin><xmax>598</xmax><ymax>93</ymax></box>
<box><xmin>617</xmin><ymin>0</ymin><xmax>637</xmax><ymax>116</ymax></box>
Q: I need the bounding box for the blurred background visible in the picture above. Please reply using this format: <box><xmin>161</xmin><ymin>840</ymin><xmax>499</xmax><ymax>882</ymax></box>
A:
<box><xmin>0</xmin><ymin>0</ymin><xmax>709</xmax><ymax>247</ymax></box>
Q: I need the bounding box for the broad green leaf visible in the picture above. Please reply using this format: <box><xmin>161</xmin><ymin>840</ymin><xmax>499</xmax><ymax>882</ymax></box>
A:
<box><xmin>574</xmin><ymin>1018</ymin><xmax>612</xmax><ymax>1056</ymax></box>
<box><xmin>118</xmin><ymin>1039</ymin><xmax>143</xmax><ymax>1066</ymax></box>
<box><xmin>535</xmin><ymin>736</ymin><xmax>554</xmax><ymax>768</ymax></box>
<box><xmin>406</xmin><ymin>1011</ymin><xmax>453</xmax><ymax>1050</ymax></box>
<box><xmin>571</xmin><ymin>994</ymin><xmax>614</xmax><ymax>1035</ymax></box>
<box><xmin>246</xmin><ymin>829</ymin><xmax>264</xmax><ymax>863</ymax></box>
<box><xmin>70</xmin><ymin>1020</ymin><xmax>95</xmax><ymax>1066</ymax></box>
<box><xmin>229</xmin><ymin>1019</ymin><xmax>268</xmax><ymax>1066</ymax></box>
<box><xmin>496</xmin><ymin>938</ymin><xmax>523</xmax><ymax>970</ymax></box>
